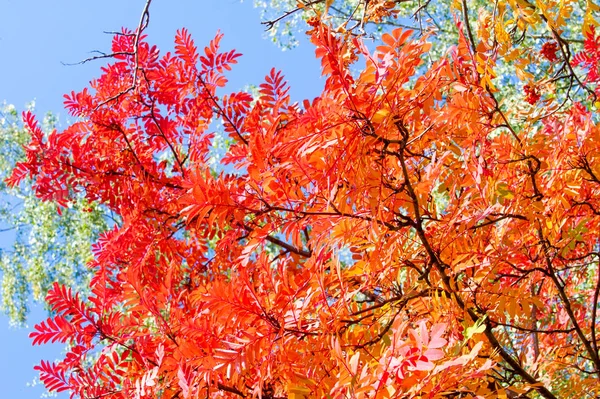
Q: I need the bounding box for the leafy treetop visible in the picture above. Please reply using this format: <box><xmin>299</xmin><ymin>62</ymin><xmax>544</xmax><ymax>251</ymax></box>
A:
<box><xmin>9</xmin><ymin>1</ymin><xmax>600</xmax><ymax>399</ymax></box>
<box><xmin>258</xmin><ymin>0</ymin><xmax>600</xmax><ymax>110</ymax></box>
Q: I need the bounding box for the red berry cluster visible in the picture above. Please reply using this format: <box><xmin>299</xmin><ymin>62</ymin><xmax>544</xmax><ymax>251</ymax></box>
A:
<box><xmin>524</xmin><ymin>84</ymin><xmax>541</xmax><ymax>104</ymax></box>
<box><xmin>540</xmin><ymin>42</ymin><xmax>559</xmax><ymax>62</ymax></box>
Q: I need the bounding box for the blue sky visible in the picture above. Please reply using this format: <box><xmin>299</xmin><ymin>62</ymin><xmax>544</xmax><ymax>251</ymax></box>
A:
<box><xmin>0</xmin><ymin>1</ymin><xmax>323</xmax><ymax>397</ymax></box>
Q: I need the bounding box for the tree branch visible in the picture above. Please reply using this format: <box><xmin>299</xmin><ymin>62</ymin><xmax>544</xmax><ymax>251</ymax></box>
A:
<box><xmin>392</xmin><ymin>120</ymin><xmax>558</xmax><ymax>399</ymax></box>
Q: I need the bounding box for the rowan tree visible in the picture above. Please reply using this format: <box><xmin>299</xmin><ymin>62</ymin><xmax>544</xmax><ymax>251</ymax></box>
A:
<box><xmin>9</xmin><ymin>0</ymin><xmax>600</xmax><ymax>398</ymax></box>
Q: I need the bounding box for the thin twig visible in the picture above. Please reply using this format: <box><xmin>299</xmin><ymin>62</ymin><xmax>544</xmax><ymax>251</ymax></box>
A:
<box><xmin>94</xmin><ymin>0</ymin><xmax>153</xmax><ymax>109</ymax></box>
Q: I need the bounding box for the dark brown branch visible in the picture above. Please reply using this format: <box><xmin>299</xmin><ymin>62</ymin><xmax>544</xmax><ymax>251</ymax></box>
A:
<box><xmin>469</xmin><ymin>213</ymin><xmax>528</xmax><ymax>230</ymax></box>
<box><xmin>261</xmin><ymin>0</ymin><xmax>324</xmax><ymax>31</ymax></box>
<box><xmin>592</xmin><ymin>261</ymin><xmax>600</xmax><ymax>355</ymax></box>
<box><xmin>392</xmin><ymin>120</ymin><xmax>558</xmax><ymax>399</ymax></box>
<box><xmin>216</xmin><ymin>382</ymin><xmax>247</xmax><ymax>398</ymax></box>
<box><xmin>344</xmin><ymin>288</ymin><xmax>434</xmax><ymax>321</ymax></box>
<box><xmin>148</xmin><ymin>102</ymin><xmax>186</xmax><ymax>177</ymax></box>
<box><xmin>92</xmin><ymin>0</ymin><xmax>153</xmax><ymax>109</ymax></box>
<box><xmin>538</xmin><ymin>226</ymin><xmax>600</xmax><ymax>378</ymax></box>
<box><xmin>197</xmin><ymin>75</ymin><xmax>249</xmax><ymax>146</ymax></box>
<box><xmin>460</xmin><ymin>0</ymin><xmax>477</xmax><ymax>53</ymax></box>
<box><xmin>490</xmin><ymin>320</ymin><xmax>575</xmax><ymax>334</ymax></box>
<box><xmin>62</xmin><ymin>51</ymin><xmax>134</xmax><ymax>66</ymax></box>
<box><xmin>352</xmin><ymin>309</ymin><xmax>401</xmax><ymax>349</ymax></box>
<box><xmin>241</xmin><ymin>224</ymin><xmax>312</xmax><ymax>258</ymax></box>
<box><xmin>461</xmin><ymin>0</ymin><xmax>524</xmax><ymax>146</ymax></box>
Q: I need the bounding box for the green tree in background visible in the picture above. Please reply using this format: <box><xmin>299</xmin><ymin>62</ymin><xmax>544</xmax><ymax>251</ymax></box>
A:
<box><xmin>0</xmin><ymin>103</ymin><xmax>107</xmax><ymax>325</ymax></box>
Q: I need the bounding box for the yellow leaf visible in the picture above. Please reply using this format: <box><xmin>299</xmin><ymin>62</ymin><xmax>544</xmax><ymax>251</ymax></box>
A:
<box><xmin>584</xmin><ymin>1</ymin><xmax>600</xmax><ymax>36</ymax></box>
<box><xmin>325</xmin><ymin>0</ymin><xmax>334</xmax><ymax>12</ymax></box>
<box><xmin>372</xmin><ymin>109</ymin><xmax>390</xmax><ymax>124</ymax></box>
<box><xmin>347</xmin><ymin>261</ymin><xmax>366</xmax><ymax>277</ymax></box>
<box><xmin>465</xmin><ymin>317</ymin><xmax>487</xmax><ymax>339</ymax></box>
<box><xmin>288</xmin><ymin>379</ymin><xmax>313</xmax><ymax>399</ymax></box>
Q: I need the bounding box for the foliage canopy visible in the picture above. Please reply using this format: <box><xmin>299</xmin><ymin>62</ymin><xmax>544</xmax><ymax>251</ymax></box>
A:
<box><xmin>10</xmin><ymin>0</ymin><xmax>600</xmax><ymax>398</ymax></box>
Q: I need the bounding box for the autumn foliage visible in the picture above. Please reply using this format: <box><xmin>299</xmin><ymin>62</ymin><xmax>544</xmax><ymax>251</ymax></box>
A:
<box><xmin>8</xmin><ymin>1</ymin><xmax>600</xmax><ymax>398</ymax></box>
